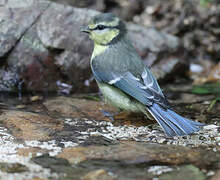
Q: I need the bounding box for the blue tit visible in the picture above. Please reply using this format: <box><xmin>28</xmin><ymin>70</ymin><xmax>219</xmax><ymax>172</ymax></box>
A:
<box><xmin>81</xmin><ymin>13</ymin><xmax>204</xmax><ymax>136</ymax></box>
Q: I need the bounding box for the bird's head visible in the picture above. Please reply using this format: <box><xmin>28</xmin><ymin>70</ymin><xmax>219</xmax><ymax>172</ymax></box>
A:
<box><xmin>81</xmin><ymin>13</ymin><xmax>126</xmax><ymax>45</ymax></box>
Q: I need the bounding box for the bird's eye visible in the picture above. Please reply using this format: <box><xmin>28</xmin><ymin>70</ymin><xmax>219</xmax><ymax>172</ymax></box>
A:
<box><xmin>96</xmin><ymin>25</ymin><xmax>106</xmax><ymax>30</ymax></box>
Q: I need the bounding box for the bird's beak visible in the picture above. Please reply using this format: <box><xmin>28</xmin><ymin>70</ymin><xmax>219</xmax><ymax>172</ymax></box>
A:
<box><xmin>80</xmin><ymin>26</ymin><xmax>90</xmax><ymax>34</ymax></box>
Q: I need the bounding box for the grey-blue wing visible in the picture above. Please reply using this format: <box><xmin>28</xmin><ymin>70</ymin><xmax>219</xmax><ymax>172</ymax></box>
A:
<box><xmin>92</xmin><ymin>66</ymin><xmax>170</xmax><ymax>109</ymax></box>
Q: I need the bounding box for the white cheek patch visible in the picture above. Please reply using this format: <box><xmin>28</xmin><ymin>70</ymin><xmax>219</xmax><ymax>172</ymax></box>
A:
<box><xmin>94</xmin><ymin>28</ymin><xmax>109</xmax><ymax>34</ymax></box>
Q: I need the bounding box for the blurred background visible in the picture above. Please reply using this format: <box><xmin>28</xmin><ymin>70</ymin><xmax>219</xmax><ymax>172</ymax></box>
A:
<box><xmin>0</xmin><ymin>0</ymin><xmax>219</xmax><ymax>95</ymax></box>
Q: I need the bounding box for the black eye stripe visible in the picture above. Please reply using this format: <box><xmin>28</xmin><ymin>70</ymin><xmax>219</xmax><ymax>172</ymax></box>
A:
<box><xmin>90</xmin><ymin>25</ymin><xmax>119</xmax><ymax>31</ymax></box>
<box><xmin>96</xmin><ymin>25</ymin><xmax>105</xmax><ymax>30</ymax></box>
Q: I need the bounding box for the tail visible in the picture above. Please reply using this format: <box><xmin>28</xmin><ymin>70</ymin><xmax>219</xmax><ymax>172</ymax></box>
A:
<box><xmin>148</xmin><ymin>103</ymin><xmax>204</xmax><ymax>137</ymax></box>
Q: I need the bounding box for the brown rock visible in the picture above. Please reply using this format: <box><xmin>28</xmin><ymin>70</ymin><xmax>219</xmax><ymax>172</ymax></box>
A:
<box><xmin>0</xmin><ymin>110</ymin><xmax>63</xmax><ymax>141</ymax></box>
<box><xmin>212</xmin><ymin>169</ymin><xmax>220</xmax><ymax>180</ymax></box>
<box><xmin>57</xmin><ymin>147</ymin><xmax>87</xmax><ymax>164</ymax></box>
<box><xmin>43</xmin><ymin>96</ymin><xmax>115</xmax><ymax>121</ymax></box>
<box><xmin>28</xmin><ymin>178</ymin><xmax>47</xmax><ymax>180</ymax></box>
<box><xmin>57</xmin><ymin>142</ymin><xmax>220</xmax><ymax>168</ymax></box>
<box><xmin>82</xmin><ymin>169</ymin><xmax>114</xmax><ymax>180</ymax></box>
<box><xmin>17</xmin><ymin>147</ymin><xmax>49</xmax><ymax>157</ymax></box>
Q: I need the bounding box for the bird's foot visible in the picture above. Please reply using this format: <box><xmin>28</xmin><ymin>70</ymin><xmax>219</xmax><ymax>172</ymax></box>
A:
<box><xmin>101</xmin><ymin>110</ymin><xmax>119</xmax><ymax>122</ymax></box>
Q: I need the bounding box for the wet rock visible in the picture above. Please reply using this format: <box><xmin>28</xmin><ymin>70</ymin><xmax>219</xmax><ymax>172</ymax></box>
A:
<box><xmin>57</xmin><ymin>142</ymin><xmax>220</xmax><ymax>168</ymax></box>
<box><xmin>148</xmin><ymin>165</ymin><xmax>173</xmax><ymax>175</ymax></box>
<box><xmin>43</xmin><ymin>96</ymin><xmax>114</xmax><ymax>121</ymax></box>
<box><xmin>0</xmin><ymin>93</ymin><xmax>219</xmax><ymax>179</ymax></box>
<box><xmin>0</xmin><ymin>162</ymin><xmax>28</xmax><ymax>173</ymax></box>
<box><xmin>0</xmin><ymin>110</ymin><xmax>63</xmax><ymax>141</ymax></box>
<box><xmin>17</xmin><ymin>147</ymin><xmax>49</xmax><ymax>157</ymax></box>
<box><xmin>57</xmin><ymin>147</ymin><xmax>87</xmax><ymax>164</ymax></box>
<box><xmin>159</xmin><ymin>165</ymin><xmax>205</xmax><ymax>180</ymax></box>
<box><xmin>32</xmin><ymin>154</ymin><xmax>70</xmax><ymax>169</ymax></box>
<box><xmin>82</xmin><ymin>169</ymin><xmax>114</xmax><ymax>180</ymax></box>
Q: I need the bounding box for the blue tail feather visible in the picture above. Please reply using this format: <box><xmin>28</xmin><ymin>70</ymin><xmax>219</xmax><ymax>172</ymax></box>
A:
<box><xmin>148</xmin><ymin>103</ymin><xmax>205</xmax><ymax>136</ymax></box>
<box><xmin>150</xmin><ymin>105</ymin><xmax>185</xmax><ymax>136</ymax></box>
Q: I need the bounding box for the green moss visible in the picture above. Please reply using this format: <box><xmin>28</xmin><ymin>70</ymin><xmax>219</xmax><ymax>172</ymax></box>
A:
<box><xmin>191</xmin><ymin>83</ymin><xmax>220</xmax><ymax>95</ymax></box>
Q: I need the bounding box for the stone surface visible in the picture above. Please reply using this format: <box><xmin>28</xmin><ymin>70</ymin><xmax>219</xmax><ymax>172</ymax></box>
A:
<box><xmin>0</xmin><ymin>0</ymin><xmax>183</xmax><ymax>93</ymax></box>
<box><xmin>0</xmin><ymin>110</ymin><xmax>63</xmax><ymax>141</ymax></box>
<box><xmin>212</xmin><ymin>169</ymin><xmax>220</xmax><ymax>180</ymax></box>
<box><xmin>0</xmin><ymin>0</ymin><xmax>50</xmax><ymax>57</ymax></box>
<box><xmin>0</xmin><ymin>92</ymin><xmax>219</xmax><ymax>179</ymax></box>
<box><xmin>57</xmin><ymin>142</ymin><xmax>220</xmax><ymax>168</ymax></box>
<box><xmin>82</xmin><ymin>169</ymin><xmax>114</xmax><ymax>180</ymax></box>
<box><xmin>0</xmin><ymin>162</ymin><xmax>28</xmax><ymax>173</ymax></box>
<box><xmin>0</xmin><ymin>69</ymin><xmax>19</xmax><ymax>91</ymax></box>
<box><xmin>50</xmin><ymin>0</ymin><xmax>105</xmax><ymax>11</ymax></box>
<box><xmin>159</xmin><ymin>165</ymin><xmax>205</xmax><ymax>180</ymax></box>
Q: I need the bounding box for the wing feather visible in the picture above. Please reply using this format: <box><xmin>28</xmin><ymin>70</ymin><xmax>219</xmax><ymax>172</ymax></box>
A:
<box><xmin>92</xmin><ymin>65</ymin><xmax>169</xmax><ymax>108</ymax></box>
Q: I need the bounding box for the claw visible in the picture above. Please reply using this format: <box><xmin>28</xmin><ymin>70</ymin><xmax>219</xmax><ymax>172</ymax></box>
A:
<box><xmin>101</xmin><ymin>110</ymin><xmax>116</xmax><ymax>122</ymax></box>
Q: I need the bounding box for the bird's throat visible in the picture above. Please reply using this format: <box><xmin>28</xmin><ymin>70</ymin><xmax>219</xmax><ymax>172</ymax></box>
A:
<box><xmin>91</xmin><ymin>43</ymin><xmax>108</xmax><ymax>59</ymax></box>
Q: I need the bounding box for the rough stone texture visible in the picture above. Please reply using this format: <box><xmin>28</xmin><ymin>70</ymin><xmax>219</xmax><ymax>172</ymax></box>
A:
<box><xmin>0</xmin><ymin>0</ymin><xmax>183</xmax><ymax>93</ymax></box>
<box><xmin>43</xmin><ymin>96</ymin><xmax>115</xmax><ymax>121</ymax></box>
<box><xmin>0</xmin><ymin>110</ymin><xmax>63</xmax><ymax>141</ymax></box>
<box><xmin>159</xmin><ymin>165</ymin><xmax>205</xmax><ymax>180</ymax></box>
<box><xmin>0</xmin><ymin>93</ymin><xmax>219</xmax><ymax>179</ymax></box>
<box><xmin>57</xmin><ymin>142</ymin><xmax>220</xmax><ymax>168</ymax></box>
<box><xmin>7</xmin><ymin>23</ymin><xmax>61</xmax><ymax>92</ymax></box>
<box><xmin>50</xmin><ymin>0</ymin><xmax>105</xmax><ymax>11</ymax></box>
<box><xmin>82</xmin><ymin>169</ymin><xmax>114</xmax><ymax>180</ymax></box>
<box><xmin>36</xmin><ymin>3</ymin><xmax>98</xmax><ymax>92</ymax></box>
<box><xmin>0</xmin><ymin>0</ymin><xmax>50</xmax><ymax>58</ymax></box>
<box><xmin>0</xmin><ymin>69</ymin><xmax>19</xmax><ymax>91</ymax></box>
<box><xmin>134</xmin><ymin>0</ymin><xmax>220</xmax><ymax>83</ymax></box>
<box><xmin>37</xmin><ymin>3</ymin><xmax>97</xmax><ymax>49</ymax></box>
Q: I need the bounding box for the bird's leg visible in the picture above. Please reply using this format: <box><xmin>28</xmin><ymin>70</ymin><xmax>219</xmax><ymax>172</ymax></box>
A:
<box><xmin>101</xmin><ymin>109</ymin><xmax>138</xmax><ymax>122</ymax></box>
<box><xmin>100</xmin><ymin>110</ymin><xmax>121</xmax><ymax>122</ymax></box>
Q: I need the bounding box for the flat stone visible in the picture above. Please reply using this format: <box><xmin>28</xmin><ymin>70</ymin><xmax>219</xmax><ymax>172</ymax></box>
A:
<box><xmin>43</xmin><ymin>96</ymin><xmax>115</xmax><ymax>121</ymax></box>
<box><xmin>17</xmin><ymin>147</ymin><xmax>49</xmax><ymax>157</ymax></box>
<box><xmin>57</xmin><ymin>147</ymin><xmax>87</xmax><ymax>164</ymax></box>
<box><xmin>57</xmin><ymin>142</ymin><xmax>220</xmax><ymax>168</ymax></box>
<box><xmin>82</xmin><ymin>169</ymin><xmax>114</xmax><ymax>180</ymax></box>
<box><xmin>0</xmin><ymin>110</ymin><xmax>63</xmax><ymax>141</ymax></box>
<box><xmin>0</xmin><ymin>162</ymin><xmax>28</xmax><ymax>173</ymax></box>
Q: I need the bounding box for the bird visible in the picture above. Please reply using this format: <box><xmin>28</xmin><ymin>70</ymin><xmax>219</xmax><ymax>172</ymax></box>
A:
<box><xmin>81</xmin><ymin>13</ymin><xmax>204</xmax><ymax>137</ymax></box>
